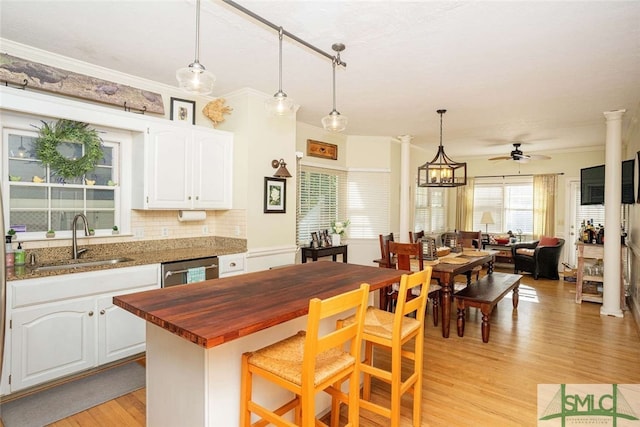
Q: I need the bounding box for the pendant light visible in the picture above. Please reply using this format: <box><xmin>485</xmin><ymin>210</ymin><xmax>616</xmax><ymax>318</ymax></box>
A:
<box><xmin>265</xmin><ymin>27</ymin><xmax>294</xmax><ymax>115</ymax></box>
<box><xmin>176</xmin><ymin>0</ymin><xmax>216</xmax><ymax>95</ymax></box>
<box><xmin>417</xmin><ymin>109</ymin><xmax>467</xmax><ymax>187</ymax></box>
<box><xmin>321</xmin><ymin>43</ymin><xmax>347</xmax><ymax>132</ymax></box>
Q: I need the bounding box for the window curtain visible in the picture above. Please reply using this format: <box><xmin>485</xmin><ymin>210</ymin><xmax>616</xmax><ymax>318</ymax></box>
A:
<box><xmin>533</xmin><ymin>174</ymin><xmax>557</xmax><ymax>238</ymax></box>
<box><xmin>456</xmin><ymin>178</ymin><xmax>474</xmax><ymax>231</ymax></box>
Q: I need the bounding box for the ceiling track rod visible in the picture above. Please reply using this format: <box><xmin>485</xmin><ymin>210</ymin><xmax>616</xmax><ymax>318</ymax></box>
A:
<box><xmin>221</xmin><ymin>0</ymin><xmax>347</xmax><ymax>67</ymax></box>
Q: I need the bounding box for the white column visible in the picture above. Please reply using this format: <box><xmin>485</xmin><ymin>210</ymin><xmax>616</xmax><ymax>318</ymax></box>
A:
<box><xmin>601</xmin><ymin>109</ymin><xmax>625</xmax><ymax>317</ymax></box>
<box><xmin>397</xmin><ymin>135</ymin><xmax>413</xmax><ymax>243</ymax></box>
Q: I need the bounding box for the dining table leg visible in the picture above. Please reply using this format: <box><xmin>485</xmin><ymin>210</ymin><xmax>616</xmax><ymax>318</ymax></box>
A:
<box><xmin>440</xmin><ymin>272</ymin><xmax>453</xmax><ymax>338</ymax></box>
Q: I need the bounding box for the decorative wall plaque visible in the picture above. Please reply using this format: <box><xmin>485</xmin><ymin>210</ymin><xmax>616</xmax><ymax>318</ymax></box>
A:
<box><xmin>307</xmin><ymin>139</ymin><xmax>338</xmax><ymax>160</ymax></box>
<box><xmin>0</xmin><ymin>53</ymin><xmax>165</xmax><ymax>114</ymax></box>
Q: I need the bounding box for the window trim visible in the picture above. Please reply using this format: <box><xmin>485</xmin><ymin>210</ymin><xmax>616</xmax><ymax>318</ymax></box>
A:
<box><xmin>2</xmin><ymin>111</ymin><xmax>132</xmax><ymax>241</ymax></box>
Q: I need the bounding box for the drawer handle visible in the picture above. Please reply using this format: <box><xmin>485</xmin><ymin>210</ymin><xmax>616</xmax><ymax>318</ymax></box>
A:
<box><xmin>88</xmin><ymin>311</ymin><xmax>94</xmax><ymax>317</ymax></box>
<box><xmin>100</xmin><ymin>310</ymin><xmax>106</xmax><ymax>315</ymax></box>
<box><xmin>229</xmin><ymin>262</ymin><xmax>236</xmax><ymax>267</ymax></box>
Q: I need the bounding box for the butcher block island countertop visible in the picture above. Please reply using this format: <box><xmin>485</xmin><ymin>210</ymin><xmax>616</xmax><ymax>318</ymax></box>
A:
<box><xmin>113</xmin><ymin>262</ymin><xmax>409</xmax><ymax>349</ymax></box>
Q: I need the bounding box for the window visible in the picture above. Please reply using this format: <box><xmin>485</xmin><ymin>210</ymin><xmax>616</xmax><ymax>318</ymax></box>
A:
<box><xmin>4</xmin><ymin>125</ymin><xmax>121</xmax><ymax>239</ymax></box>
<box><xmin>297</xmin><ymin>165</ymin><xmax>347</xmax><ymax>245</ymax></box>
<box><xmin>346</xmin><ymin>170</ymin><xmax>390</xmax><ymax>239</ymax></box>
<box><xmin>473</xmin><ymin>176</ymin><xmax>533</xmax><ymax>236</ymax></box>
<box><xmin>414</xmin><ymin>186</ymin><xmax>446</xmax><ymax>233</ymax></box>
<box><xmin>297</xmin><ymin>165</ymin><xmax>390</xmax><ymax>244</ymax></box>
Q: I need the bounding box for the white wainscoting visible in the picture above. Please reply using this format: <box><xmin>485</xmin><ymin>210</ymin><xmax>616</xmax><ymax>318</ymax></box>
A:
<box><xmin>246</xmin><ymin>245</ymin><xmax>298</xmax><ymax>272</ymax></box>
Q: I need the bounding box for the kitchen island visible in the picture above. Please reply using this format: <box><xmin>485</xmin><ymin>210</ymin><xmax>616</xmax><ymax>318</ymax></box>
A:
<box><xmin>113</xmin><ymin>262</ymin><xmax>408</xmax><ymax>426</ymax></box>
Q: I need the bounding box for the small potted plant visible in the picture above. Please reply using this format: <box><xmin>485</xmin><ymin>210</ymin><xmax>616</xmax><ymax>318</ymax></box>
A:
<box><xmin>112</xmin><ymin>225</ymin><xmax>119</xmax><ymax>235</ymax></box>
<box><xmin>7</xmin><ymin>228</ymin><xmax>16</xmax><ymax>241</ymax></box>
<box><xmin>88</xmin><ymin>228</ymin><xmax>95</xmax><ymax>236</ymax></box>
<box><xmin>46</xmin><ymin>229</ymin><xmax>55</xmax><ymax>238</ymax></box>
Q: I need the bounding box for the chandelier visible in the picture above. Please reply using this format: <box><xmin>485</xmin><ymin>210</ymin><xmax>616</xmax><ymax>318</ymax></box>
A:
<box><xmin>417</xmin><ymin>109</ymin><xmax>467</xmax><ymax>187</ymax></box>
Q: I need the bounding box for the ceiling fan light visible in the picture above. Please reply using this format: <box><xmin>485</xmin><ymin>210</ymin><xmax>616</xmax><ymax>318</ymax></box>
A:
<box><xmin>265</xmin><ymin>90</ymin><xmax>295</xmax><ymax>115</ymax></box>
<box><xmin>322</xmin><ymin>110</ymin><xmax>348</xmax><ymax>132</ymax></box>
<box><xmin>176</xmin><ymin>61</ymin><xmax>216</xmax><ymax>95</ymax></box>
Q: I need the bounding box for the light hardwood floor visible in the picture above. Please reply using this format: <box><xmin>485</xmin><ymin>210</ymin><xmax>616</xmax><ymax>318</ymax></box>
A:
<box><xmin>50</xmin><ymin>268</ymin><xmax>640</xmax><ymax>426</ymax></box>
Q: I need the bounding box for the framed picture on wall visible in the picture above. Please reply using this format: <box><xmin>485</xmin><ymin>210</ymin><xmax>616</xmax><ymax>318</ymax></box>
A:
<box><xmin>264</xmin><ymin>177</ymin><xmax>286</xmax><ymax>213</ymax></box>
<box><xmin>170</xmin><ymin>97</ymin><xmax>196</xmax><ymax>124</ymax></box>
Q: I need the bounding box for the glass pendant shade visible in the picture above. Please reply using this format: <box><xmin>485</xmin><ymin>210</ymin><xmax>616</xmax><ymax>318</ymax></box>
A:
<box><xmin>265</xmin><ymin>91</ymin><xmax>294</xmax><ymax>115</ymax></box>
<box><xmin>417</xmin><ymin>109</ymin><xmax>467</xmax><ymax>187</ymax></box>
<box><xmin>176</xmin><ymin>0</ymin><xmax>215</xmax><ymax>96</ymax></box>
<box><xmin>176</xmin><ymin>61</ymin><xmax>215</xmax><ymax>95</ymax></box>
<box><xmin>321</xmin><ymin>110</ymin><xmax>348</xmax><ymax>132</ymax></box>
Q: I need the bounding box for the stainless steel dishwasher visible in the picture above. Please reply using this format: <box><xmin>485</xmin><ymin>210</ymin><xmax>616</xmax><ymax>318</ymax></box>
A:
<box><xmin>161</xmin><ymin>256</ymin><xmax>219</xmax><ymax>287</ymax></box>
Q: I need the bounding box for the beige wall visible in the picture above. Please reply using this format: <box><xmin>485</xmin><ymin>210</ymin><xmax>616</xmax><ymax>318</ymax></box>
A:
<box><xmin>222</xmin><ymin>89</ymin><xmax>297</xmax><ymax>252</ymax></box>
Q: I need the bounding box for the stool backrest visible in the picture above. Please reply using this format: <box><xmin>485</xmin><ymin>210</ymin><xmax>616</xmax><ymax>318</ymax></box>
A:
<box><xmin>393</xmin><ymin>269</ymin><xmax>432</xmax><ymax>332</ymax></box>
<box><xmin>303</xmin><ymin>283</ymin><xmax>370</xmax><ymax>385</ymax></box>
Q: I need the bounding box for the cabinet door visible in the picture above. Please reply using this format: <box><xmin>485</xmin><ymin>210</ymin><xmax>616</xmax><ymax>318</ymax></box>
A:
<box><xmin>146</xmin><ymin>126</ymin><xmax>192</xmax><ymax>209</ymax></box>
<box><xmin>96</xmin><ymin>294</ymin><xmax>147</xmax><ymax>364</ymax></box>
<box><xmin>10</xmin><ymin>298</ymin><xmax>96</xmax><ymax>391</ymax></box>
<box><xmin>191</xmin><ymin>129</ymin><xmax>233</xmax><ymax>209</ymax></box>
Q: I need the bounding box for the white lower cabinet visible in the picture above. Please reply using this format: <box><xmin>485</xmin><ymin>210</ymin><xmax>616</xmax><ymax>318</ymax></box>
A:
<box><xmin>11</xmin><ymin>298</ymin><xmax>96</xmax><ymax>390</ymax></box>
<box><xmin>7</xmin><ymin>264</ymin><xmax>159</xmax><ymax>392</ymax></box>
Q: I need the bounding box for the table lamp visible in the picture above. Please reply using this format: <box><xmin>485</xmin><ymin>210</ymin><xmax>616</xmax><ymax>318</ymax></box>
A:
<box><xmin>480</xmin><ymin>211</ymin><xmax>495</xmax><ymax>234</ymax></box>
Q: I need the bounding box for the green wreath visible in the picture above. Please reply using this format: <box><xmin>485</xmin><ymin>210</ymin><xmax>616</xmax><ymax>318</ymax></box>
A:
<box><xmin>35</xmin><ymin>119</ymin><xmax>104</xmax><ymax>179</ymax></box>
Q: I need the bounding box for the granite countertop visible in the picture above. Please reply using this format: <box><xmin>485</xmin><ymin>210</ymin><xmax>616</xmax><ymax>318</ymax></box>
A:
<box><xmin>7</xmin><ymin>236</ymin><xmax>247</xmax><ymax>281</ymax></box>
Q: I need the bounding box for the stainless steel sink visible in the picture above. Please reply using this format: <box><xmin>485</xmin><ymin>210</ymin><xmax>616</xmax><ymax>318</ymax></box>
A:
<box><xmin>33</xmin><ymin>257</ymin><xmax>135</xmax><ymax>272</ymax></box>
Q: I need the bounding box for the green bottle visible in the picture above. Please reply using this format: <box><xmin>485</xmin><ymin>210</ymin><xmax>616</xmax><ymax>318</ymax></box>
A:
<box><xmin>14</xmin><ymin>241</ymin><xmax>25</xmax><ymax>266</ymax></box>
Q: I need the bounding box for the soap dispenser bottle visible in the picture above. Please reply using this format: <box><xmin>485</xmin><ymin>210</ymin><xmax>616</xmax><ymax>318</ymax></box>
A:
<box><xmin>14</xmin><ymin>242</ymin><xmax>25</xmax><ymax>266</ymax></box>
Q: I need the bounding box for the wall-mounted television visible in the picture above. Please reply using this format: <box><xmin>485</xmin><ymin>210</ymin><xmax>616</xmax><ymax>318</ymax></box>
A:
<box><xmin>580</xmin><ymin>159</ymin><xmax>635</xmax><ymax>205</ymax></box>
<box><xmin>580</xmin><ymin>165</ymin><xmax>604</xmax><ymax>205</ymax></box>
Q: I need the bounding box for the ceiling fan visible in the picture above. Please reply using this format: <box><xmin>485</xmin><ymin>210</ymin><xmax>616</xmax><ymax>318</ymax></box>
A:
<box><xmin>489</xmin><ymin>143</ymin><xmax>551</xmax><ymax>163</ymax></box>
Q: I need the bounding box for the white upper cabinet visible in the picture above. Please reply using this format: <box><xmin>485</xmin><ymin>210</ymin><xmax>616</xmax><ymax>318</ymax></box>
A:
<box><xmin>133</xmin><ymin>123</ymin><xmax>233</xmax><ymax>210</ymax></box>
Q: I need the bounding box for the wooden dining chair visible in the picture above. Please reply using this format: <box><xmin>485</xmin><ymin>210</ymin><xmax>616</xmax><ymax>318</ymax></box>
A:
<box><xmin>409</xmin><ymin>230</ymin><xmax>425</xmax><ymax>243</ymax></box>
<box><xmin>240</xmin><ymin>283</ymin><xmax>370</xmax><ymax>427</ymax></box>
<box><xmin>378</xmin><ymin>233</ymin><xmax>395</xmax><ymax>269</ymax></box>
<box><xmin>383</xmin><ymin>241</ymin><xmax>441</xmax><ymax>325</ymax></box>
<box><xmin>459</xmin><ymin>230</ymin><xmax>483</xmax><ymax>283</ymax></box>
<box><xmin>335</xmin><ymin>269</ymin><xmax>432</xmax><ymax>427</ymax></box>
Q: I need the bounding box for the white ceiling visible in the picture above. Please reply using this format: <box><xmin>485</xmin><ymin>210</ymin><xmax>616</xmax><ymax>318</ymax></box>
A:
<box><xmin>1</xmin><ymin>0</ymin><xmax>639</xmax><ymax>159</ymax></box>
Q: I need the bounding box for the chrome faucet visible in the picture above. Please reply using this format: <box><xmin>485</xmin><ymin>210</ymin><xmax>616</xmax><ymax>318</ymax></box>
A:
<box><xmin>71</xmin><ymin>213</ymin><xmax>90</xmax><ymax>259</ymax></box>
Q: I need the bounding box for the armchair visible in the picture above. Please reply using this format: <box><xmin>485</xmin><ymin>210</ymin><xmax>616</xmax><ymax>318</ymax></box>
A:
<box><xmin>512</xmin><ymin>237</ymin><xmax>565</xmax><ymax>280</ymax></box>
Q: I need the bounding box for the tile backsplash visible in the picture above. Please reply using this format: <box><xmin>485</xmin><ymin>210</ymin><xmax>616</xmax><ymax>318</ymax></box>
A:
<box><xmin>14</xmin><ymin>209</ymin><xmax>247</xmax><ymax>251</ymax></box>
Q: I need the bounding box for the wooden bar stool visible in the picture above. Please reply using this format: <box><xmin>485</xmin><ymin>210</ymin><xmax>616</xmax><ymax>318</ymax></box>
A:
<box><xmin>239</xmin><ymin>283</ymin><xmax>370</xmax><ymax>427</ymax></box>
<box><xmin>335</xmin><ymin>269</ymin><xmax>432</xmax><ymax>427</ymax></box>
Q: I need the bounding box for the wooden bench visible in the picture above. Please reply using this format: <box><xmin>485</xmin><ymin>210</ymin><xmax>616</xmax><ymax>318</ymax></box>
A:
<box><xmin>455</xmin><ymin>272</ymin><xmax>522</xmax><ymax>343</ymax></box>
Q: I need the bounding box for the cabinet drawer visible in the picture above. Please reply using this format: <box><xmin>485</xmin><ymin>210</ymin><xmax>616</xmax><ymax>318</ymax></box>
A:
<box><xmin>218</xmin><ymin>254</ymin><xmax>246</xmax><ymax>277</ymax></box>
<box><xmin>11</xmin><ymin>264</ymin><xmax>160</xmax><ymax>308</ymax></box>
<box><xmin>582</xmin><ymin>244</ymin><xmax>603</xmax><ymax>259</ymax></box>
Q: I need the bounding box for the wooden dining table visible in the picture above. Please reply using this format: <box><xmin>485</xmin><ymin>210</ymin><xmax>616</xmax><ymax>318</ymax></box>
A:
<box><xmin>376</xmin><ymin>249</ymin><xmax>496</xmax><ymax>338</ymax></box>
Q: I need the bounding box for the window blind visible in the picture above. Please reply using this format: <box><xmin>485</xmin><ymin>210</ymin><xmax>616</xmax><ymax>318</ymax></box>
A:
<box><xmin>346</xmin><ymin>170</ymin><xmax>390</xmax><ymax>238</ymax></box>
<box><xmin>414</xmin><ymin>186</ymin><xmax>446</xmax><ymax>233</ymax></box>
<box><xmin>297</xmin><ymin>165</ymin><xmax>347</xmax><ymax>245</ymax></box>
<box><xmin>473</xmin><ymin>176</ymin><xmax>533</xmax><ymax>234</ymax></box>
